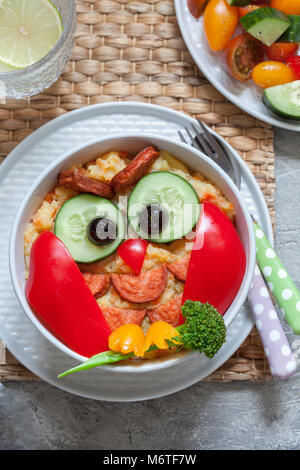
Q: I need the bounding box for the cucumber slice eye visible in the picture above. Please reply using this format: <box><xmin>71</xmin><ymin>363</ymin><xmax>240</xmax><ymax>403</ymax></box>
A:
<box><xmin>128</xmin><ymin>171</ymin><xmax>201</xmax><ymax>243</ymax></box>
<box><xmin>54</xmin><ymin>194</ymin><xmax>125</xmax><ymax>264</ymax></box>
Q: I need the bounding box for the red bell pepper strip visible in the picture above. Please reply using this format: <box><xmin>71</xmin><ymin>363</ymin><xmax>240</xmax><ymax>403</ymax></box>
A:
<box><xmin>181</xmin><ymin>203</ymin><xmax>246</xmax><ymax>321</ymax></box>
<box><xmin>26</xmin><ymin>231</ymin><xmax>111</xmax><ymax>357</ymax></box>
<box><xmin>117</xmin><ymin>238</ymin><xmax>148</xmax><ymax>275</ymax></box>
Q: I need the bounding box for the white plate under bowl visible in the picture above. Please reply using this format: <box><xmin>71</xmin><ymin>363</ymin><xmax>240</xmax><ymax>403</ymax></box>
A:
<box><xmin>0</xmin><ymin>102</ymin><xmax>273</xmax><ymax>401</ymax></box>
<box><xmin>9</xmin><ymin>133</ymin><xmax>255</xmax><ymax>365</ymax></box>
<box><xmin>175</xmin><ymin>0</ymin><xmax>300</xmax><ymax>132</ymax></box>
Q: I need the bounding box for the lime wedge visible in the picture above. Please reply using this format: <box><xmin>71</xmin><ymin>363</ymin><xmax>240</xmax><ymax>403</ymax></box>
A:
<box><xmin>0</xmin><ymin>0</ymin><xmax>63</xmax><ymax>69</ymax></box>
<box><xmin>0</xmin><ymin>60</ymin><xmax>17</xmax><ymax>72</ymax></box>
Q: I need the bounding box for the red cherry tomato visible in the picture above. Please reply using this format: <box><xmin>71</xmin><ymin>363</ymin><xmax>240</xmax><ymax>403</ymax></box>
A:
<box><xmin>238</xmin><ymin>4</ymin><xmax>269</xmax><ymax>17</ymax></box>
<box><xmin>266</xmin><ymin>43</ymin><xmax>298</xmax><ymax>62</ymax></box>
<box><xmin>181</xmin><ymin>203</ymin><xmax>246</xmax><ymax>319</ymax></box>
<box><xmin>187</xmin><ymin>0</ymin><xmax>210</xmax><ymax>18</ymax></box>
<box><xmin>224</xmin><ymin>33</ymin><xmax>264</xmax><ymax>81</ymax></box>
<box><xmin>117</xmin><ymin>239</ymin><xmax>148</xmax><ymax>275</ymax></box>
<box><xmin>286</xmin><ymin>56</ymin><xmax>300</xmax><ymax>79</ymax></box>
<box><xmin>26</xmin><ymin>231</ymin><xmax>111</xmax><ymax>357</ymax></box>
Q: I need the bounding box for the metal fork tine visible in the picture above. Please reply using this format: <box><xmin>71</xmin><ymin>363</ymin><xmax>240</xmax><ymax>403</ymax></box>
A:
<box><xmin>178</xmin><ymin>130</ymin><xmax>188</xmax><ymax>145</ymax></box>
<box><xmin>183</xmin><ymin>126</ymin><xmax>206</xmax><ymax>154</ymax></box>
<box><xmin>178</xmin><ymin>122</ymin><xmax>241</xmax><ymax>190</ymax></box>
<box><xmin>197</xmin><ymin>134</ymin><xmax>215</xmax><ymax>158</ymax></box>
<box><xmin>186</xmin><ymin>127</ymin><xmax>205</xmax><ymax>153</ymax></box>
<box><xmin>197</xmin><ymin>119</ymin><xmax>210</xmax><ymax>136</ymax></box>
<box><xmin>191</xmin><ymin>135</ymin><xmax>205</xmax><ymax>154</ymax></box>
<box><xmin>192</xmin><ymin>136</ymin><xmax>205</xmax><ymax>154</ymax></box>
<box><xmin>191</xmin><ymin>123</ymin><xmax>215</xmax><ymax>156</ymax></box>
<box><xmin>196</xmin><ymin>119</ymin><xmax>242</xmax><ymax>189</ymax></box>
<box><xmin>191</xmin><ymin>123</ymin><xmax>219</xmax><ymax>157</ymax></box>
<box><xmin>191</xmin><ymin>127</ymin><xmax>215</xmax><ymax>158</ymax></box>
<box><xmin>196</xmin><ymin>120</ymin><xmax>225</xmax><ymax>157</ymax></box>
<box><xmin>184</xmin><ymin>127</ymin><xmax>195</xmax><ymax>143</ymax></box>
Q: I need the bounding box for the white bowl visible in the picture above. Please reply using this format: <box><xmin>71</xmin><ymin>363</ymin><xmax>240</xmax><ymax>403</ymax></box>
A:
<box><xmin>9</xmin><ymin>133</ymin><xmax>256</xmax><ymax>371</ymax></box>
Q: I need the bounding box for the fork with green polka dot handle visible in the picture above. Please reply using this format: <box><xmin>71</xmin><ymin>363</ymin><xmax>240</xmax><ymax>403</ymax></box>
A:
<box><xmin>180</xmin><ymin>118</ymin><xmax>300</xmax><ymax>378</ymax></box>
<box><xmin>254</xmin><ymin>221</ymin><xmax>300</xmax><ymax>336</ymax></box>
<box><xmin>180</xmin><ymin>120</ymin><xmax>300</xmax><ymax>337</ymax></box>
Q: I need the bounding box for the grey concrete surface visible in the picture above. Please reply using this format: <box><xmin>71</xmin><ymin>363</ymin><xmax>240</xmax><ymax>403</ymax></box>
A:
<box><xmin>0</xmin><ymin>128</ymin><xmax>300</xmax><ymax>450</ymax></box>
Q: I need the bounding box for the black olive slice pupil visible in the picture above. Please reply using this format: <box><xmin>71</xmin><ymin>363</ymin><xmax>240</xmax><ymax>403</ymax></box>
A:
<box><xmin>139</xmin><ymin>204</ymin><xmax>169</xmax><ymax>236</ymax></box>
<box><xmin>87</xmin><ymin>217</ymin><xmax>118</xmax><ymax>246</ymax></box>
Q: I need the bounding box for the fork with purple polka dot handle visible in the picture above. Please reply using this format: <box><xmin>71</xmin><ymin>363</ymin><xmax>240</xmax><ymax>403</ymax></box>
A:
<box><xmin>249</xmin><ymin>263</ymin><xmax>296</xmax><ymax>379</ymax></box>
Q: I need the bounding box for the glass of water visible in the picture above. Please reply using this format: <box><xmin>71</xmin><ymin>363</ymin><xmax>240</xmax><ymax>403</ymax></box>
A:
<box><xmin>0</xmin><ymin>0</ymin><xmax>76</xmax><ymax>100</ymax></box>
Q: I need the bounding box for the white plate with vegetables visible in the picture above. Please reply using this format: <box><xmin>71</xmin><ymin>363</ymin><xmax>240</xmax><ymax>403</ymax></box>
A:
<box><xmin>175</xmin><ymin>0</ymin><xmax>300</xmax><ymax>130</ymax></box>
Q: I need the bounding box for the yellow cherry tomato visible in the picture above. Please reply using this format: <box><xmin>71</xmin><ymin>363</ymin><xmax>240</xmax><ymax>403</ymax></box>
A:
<box><xmin>143</xmin><ymin>321</ymin><xmax>179</xmax><ymax>353</ymax></box>
<box><xmin>204</xmin><ymin>0</ymin><xmax>238</xmax><ymax>51</ymax></box>
<box><xmin>252</xmin><ymin>61</ymin><xmax>298</xmax><ymax>88</ymax></box>
<box><xmin>109</xmin><ymin>324</ymin><xmax>145</xmax><ymax>357</ymax></box>
<box><xmin>270</xmin><ymin>0</ymin><xmax>300</xmax><ymax>15</ymax></box>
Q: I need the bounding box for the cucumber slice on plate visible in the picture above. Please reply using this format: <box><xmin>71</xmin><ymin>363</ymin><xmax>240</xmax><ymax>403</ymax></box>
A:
<box><xmin>263</xmin><ymin>81</ymin><xmax>300</xmax><ymax>120</ymax></box>
<box><xmin>54</xmin><ymin>194</ymin><xmax>125</xmax><ymax>263</ymax></box>
<box><xmin>278</xmin><ymin>15</ymin><xmax>300</xmax><ymax>43</ymax></box>
<box><xmin>240</xmin><ymin>7</ymin><xmax>291</xmax><ymax>46</ymax></box>
<box><xmin>128</xmin><ymin>171</ymin><xmax>201</xmax><ymax>244</ymax></box>
<box><xmin>227</xmin><ymin>0</ymin><xmax>250</xmax><ymax>6</ymax></box>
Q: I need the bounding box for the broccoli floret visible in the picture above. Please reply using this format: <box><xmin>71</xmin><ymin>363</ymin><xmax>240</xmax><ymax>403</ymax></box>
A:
<box><xmin>175</xmin><ymin>300</ymin><xmax>226</xmax><ymax>359</ymax></box>
<box><xmin>58</xmin><ymin>300</ymin><xmax>227</xmax><ymax>379</ymax></box>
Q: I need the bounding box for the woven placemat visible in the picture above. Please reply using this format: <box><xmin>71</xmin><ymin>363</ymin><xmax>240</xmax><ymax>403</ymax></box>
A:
<box><xmin>0</xmin><ymin>0</ymin><xmax>275</xmax><ymax>383</ymax></box>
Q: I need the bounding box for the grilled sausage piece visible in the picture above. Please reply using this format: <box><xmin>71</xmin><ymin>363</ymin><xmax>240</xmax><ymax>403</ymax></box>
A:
<box><xmin>110</xmin><ymin>146</ymin><xmax>159</xmax><ymax>192</ymax></box>
<box><xmin>147</xmin><ymin>294</ymin><xmax>183</xmax><ymax>327</ymax></box>
<box><xmin>167</xmin><ymin>254</ymin><xmax>191</xmax><ymax>282</ymax></box>
<box><xmin>58</xmin><ymin>169</ymin><xmax>114</xmax><ymax>199</ymax></box>
<box><xmin>100</xmin><ymin>306</ymin><xmax>146</xmax><ymax>331</ymax></box>
<box><xmin>82</xmin><ymin>273</ymin><xmax>111</xmax><ymax>298</ymax></box>
<box><xmin>111</xmin><ymin>265</ymin><xmax>168</xmax><ymax>304</ymax></box>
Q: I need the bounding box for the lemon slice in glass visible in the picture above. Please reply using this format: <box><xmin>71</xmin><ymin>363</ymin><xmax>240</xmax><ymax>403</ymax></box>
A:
<box><xmin>0</xmin><ymin>0</ymin><xmax>63</xmax><ymax>69</ymax></box>
<box><xmin>0</xmin><ymin>60</ymin><xmax>16</xmax><ymax>72</ymax></box>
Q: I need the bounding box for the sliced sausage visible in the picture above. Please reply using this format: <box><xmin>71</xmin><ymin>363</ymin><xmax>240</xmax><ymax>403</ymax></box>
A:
<box><xmin>58</xmin><ymin>169</ymin><xmax>114</xmax><ymax>199</ymax></box>
<box><xmin>100</xmin><ymin>306</ymin><xmax>146</xmax><ymax>331</ymax></box>
<box><xmin>110</xmin><ymin>146</ymin><xmax>159</xmax><ymax>192</ymax></box>
<box><xmin>82</xmin><ymin>273</ymin><xmax>111</xmax><ymax>298</ymax></box>
<box><xmin>111</xmin><ymin>265</ymin><xmax>168</xmax><ymax>304</ymax></box>
<box><xmin>147</xmin><ymin>294</ymin><xmax>183</xmax><ymax>327</ymax></box>
<box><xmin>167</xmin><ymin>254</ymin><xmax>191</xmax><ymax>282</ymax></box>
